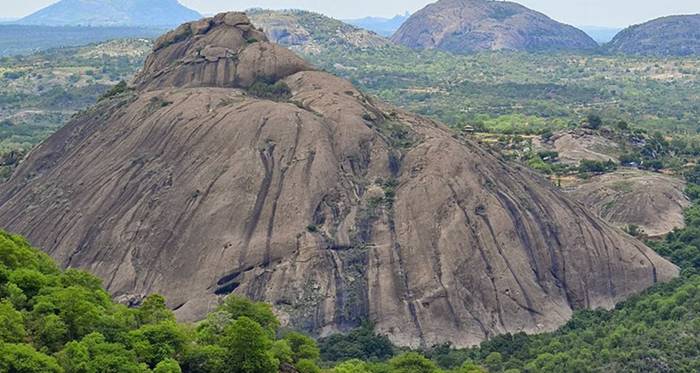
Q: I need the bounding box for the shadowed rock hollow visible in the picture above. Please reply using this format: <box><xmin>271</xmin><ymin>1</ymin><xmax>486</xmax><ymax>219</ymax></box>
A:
<box><xmin>0</xmin><ymin>13</ymin><xmax>677</xmax><ymax>348</ymax></box>
<box><xmin>392</xmin><ymin>0</ymin><xmax>598</xmax><ymax>54</ymax></box>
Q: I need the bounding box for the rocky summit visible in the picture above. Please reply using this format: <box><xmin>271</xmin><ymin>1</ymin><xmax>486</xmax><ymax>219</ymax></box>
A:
<box><xmin>0</xmin><ymin>13</ymin><xmax>677</xmax><ymax>348</ymax></box>
<box><xmin>391</xmin><ymin>0</ymin><xmax>598</xmax><ymax>54</ymax></box>
<box><xmin>607</xmin><ymin>15</ymin><xmax>700</xmax><ymax>56</ymax></box>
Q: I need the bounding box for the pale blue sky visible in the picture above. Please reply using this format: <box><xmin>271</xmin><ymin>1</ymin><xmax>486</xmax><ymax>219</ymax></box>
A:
<box><xmin>4</xmin><ymin>0</ymin><xmax>700</xmax><ymax>27</ymax></box>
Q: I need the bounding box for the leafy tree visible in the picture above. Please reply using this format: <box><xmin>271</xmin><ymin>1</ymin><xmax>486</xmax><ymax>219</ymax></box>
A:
<box><xmin>137</xmin><ymin>294</ymin><xmax>175</xmax><ymax>326</ymax></box>
<box><xmin>35</xmin><ymin>313</ymin><xmax>69</xmax><ymax>352</ymax></box>
<box><xmin>218</xmin><ymin>295</ymin><xmax>279</xmax><ymax>336</ymax></box>
<box><xmin>0</xmin><ymin>300</ymin><xmax>25</xmax><ymax>342</ymax></box>
<box><xmin>283</xmin><ymin>331</ymin><xmax>321</xmax><ymax>363</ymax></box>
<box><xmin>128</xmin><ymin>321</ymin><xmax>188</xmax><ymax>368</ymax></box>
<box><xmin>181</xmin><ymin>345</ymin><xmax>227</xmax><ymax>373</ymax></box>
<box><xmin>333</xmin><ymin>359</ymin><xmax>371</xmax><ymax>373</ymax></box>
<box><xmin>56</xmin><ymin>332</ymin><xmax>148</xmax><ymax>373</ymax></box>
<box><xmin>319</xmin><ymin>322</ymin><xmax>394</xmax><ymax>362</ymax></box>
<box><xmin>457</xmin><ymin>361</ymin><xmax>487</xmax><ymax>373</ymax></box>
<box><xmin>389</xmin><ymin>352</ymin><xmax>440</xmax><ymax>373</ymax></box>
<box><xmin>270</xmin><ymin>340</ymin><xmax>293</xmax><ymax>365</ymax></box>
<box><xmin>0</xmin><ymin>343</ymin><xmax>62</xmax><ymax>373</ymax></box>
<box><xmin>483</xmin><ymin>352</ymin><xmax>503</xmax><ymax>371</ymax></box>
<box><xmin>584</xmin><ymin>114</ymin><xmax>603</xmax><ymax>129</ymax></box>
<box><xmin>8</xmin><ymin>268</ymin><xmax>51</xmax><ymax>299</ymax></box>
<box><xmin>295</xmin><ymin>359</ymin><xmax>321</xmax><ymax>373</ymax></box>
<box><xmin>685</xmin><ymin>165</ymin><xmax>700</xmax><ymax>185</ymax></box>
<box><xmin>154</xmin><ymin>358</ymin><xmax>182</xmax><ymax>373</ymax></box>
<box><xmin>578</xmin><ymin>159</ymin><xmax>617</xmax><ymax>175</ymax></box>
<box><xmin>58</xmin><ymin>269</ymin><xmax>103</xmax><ymax>291</ymax></box>
<box><xmin>29</xmin><ymin>285</ymin><xmax>111</xmax><ymax>345</ymax></box>
<box><xmin>0</xmin><ymin>231</ymin><xmax>58</xmax><ymax>274</ymax></box>
<box><xmin>221</xmin><ymin>316</ymin><xmax>277</xmax><ymax>373</ymax></box>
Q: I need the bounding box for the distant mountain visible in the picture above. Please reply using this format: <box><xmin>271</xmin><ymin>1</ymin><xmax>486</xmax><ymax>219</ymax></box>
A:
<box><xmin>247</xmin><ymin>9</ymin><xmax>391</xmax><ymax>55</ymax></box>
<box><xmin>18</xmin><ymin>0</ymin><xmax>201</xmax><ymax>27</ymax></box>
<box><xmin>392</xmin><ymin>0</ymin><xmax>598</xmax><ymax>54</ymax></box>
<box><xmin>0</xmin><ymin>25</ymin><xmax>162</xmax><ymax>56</ymax></box>
<box><xmin>607</xmin><ymin>15</ymin><xmax>700</xmax><ymax>56</ymax></box>
<box><xmin>344</xmin><ymin>13</ymin><xmax>409</xmax><ymax>37</ymax></box>
<box><xmin>578</xmin><ymin>26</ymin><xmax>623</xmax><ymax>44</ymax></box>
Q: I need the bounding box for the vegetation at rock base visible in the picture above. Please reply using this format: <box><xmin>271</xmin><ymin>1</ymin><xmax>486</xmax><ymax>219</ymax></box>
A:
<box><xmin>0</xmin><ymin>229</ymin><xmax>327</xmax><ymax>373</ymax></box>
<box><xmin>3</xmin><ymin>183</ymin><xmax>700</xmax><ymax>373</ymax></box>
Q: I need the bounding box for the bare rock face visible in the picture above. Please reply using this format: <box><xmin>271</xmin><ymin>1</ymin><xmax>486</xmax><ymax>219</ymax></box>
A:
<box><xmin>0</xmin><ymin>13</ymin><xmax>677</xmax><ymax>348</ymax></box>
<box><xmin>135</xmin><ymin>12</ymin><xmax>311</xmax><ymax>91</ymax></box>
<box><xmin>568</xmin><ymin>169</ymin><xmax>690</xmax><ymax>237</ymax></box>
<box><xmin>392</xmin><ymin>0</ymin><xmax>598</xmax><ymax>53</ymax></box>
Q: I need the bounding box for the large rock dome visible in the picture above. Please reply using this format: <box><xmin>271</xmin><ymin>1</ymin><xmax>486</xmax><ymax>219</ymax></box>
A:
<box><xmin>0</xmin><ymin>13</ymin><xmax>676</xmax><ymax>348</ymax></box>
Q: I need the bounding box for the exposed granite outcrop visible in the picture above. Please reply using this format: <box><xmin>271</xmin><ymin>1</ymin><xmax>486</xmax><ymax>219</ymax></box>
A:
<box><xmin>0</xmin><ymin>13</ymin><xmax>677</xmax><ymax>348</ymax></box>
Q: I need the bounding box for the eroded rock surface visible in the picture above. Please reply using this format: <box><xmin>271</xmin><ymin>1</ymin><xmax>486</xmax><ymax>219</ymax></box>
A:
<box><xmin>0</xmin><ymin>13</ymin><xmax>677</xmax><ymax>348</ymax></box>
<box><xmin>568</xmin><ymin>169</ymin><xmax>690</xmax><ymax>237</ymax></box>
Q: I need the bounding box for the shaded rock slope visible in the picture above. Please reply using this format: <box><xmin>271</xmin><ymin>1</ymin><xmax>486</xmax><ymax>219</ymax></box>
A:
<box><xmin>607</xmin><ymin>15</ymin><xmax>700</xmax><ymax>56</ymax></box>
<box><xmin>0</xmin><ymin>13</ymin><xmax>677</xmax><ymax>348</ymax></box>
<box><xmin>392</xmin><ymin>0</ymin><xmax>598</xmax><ymax>53</ymax></box>
<box><xmin>568</xmin><ymin>169</ymin><xmax>690</xmax><ymax>237</ymax></box>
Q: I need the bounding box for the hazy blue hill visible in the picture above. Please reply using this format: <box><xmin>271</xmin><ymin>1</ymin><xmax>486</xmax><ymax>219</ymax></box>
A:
<box><xmin>0</xmin><ymin>25</ymin><xmax>163</xmax><ymax>56</ymax></box>
<box><xmin>344</xmin><ymin>13</ymin><xmax>409</xmax><ymax>36</ymax></box>
<box><xmin>18</xmin><ymin>0</ymin><xmax>201</xmax><ymax>27</ymax></box>
<box><xmin>578</xmin><ymin>25</ymin><xmax>623</xmax><ymax>44</ymax></box>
